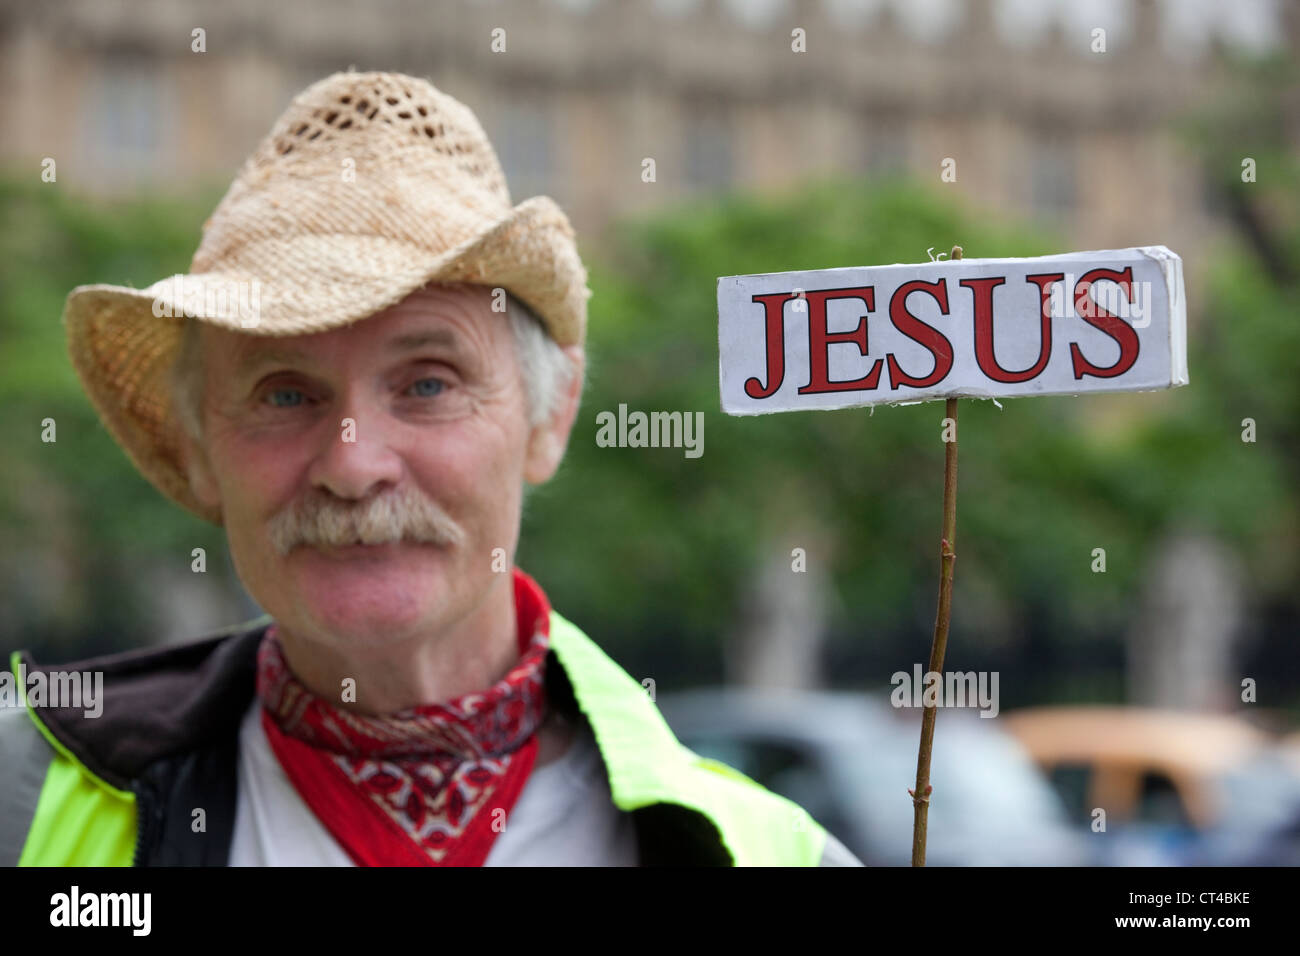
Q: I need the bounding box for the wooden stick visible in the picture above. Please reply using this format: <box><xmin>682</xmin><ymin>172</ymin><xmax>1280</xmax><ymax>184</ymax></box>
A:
<box><xmin>910</xmin><ymin>245</ymin><xmax>962</xmax><ymax>867</ymax></box>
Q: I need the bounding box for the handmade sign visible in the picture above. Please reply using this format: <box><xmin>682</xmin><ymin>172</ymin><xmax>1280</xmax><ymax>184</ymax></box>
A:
<box><xmin>715</xmin><ymin>244</ymin><xmax>1187</xmax><ymax>868</ymax></box>
<box><xmin>717</xmin><ymin>246</ymin><xmax>1187</xmax><ymax>414</ymax></box>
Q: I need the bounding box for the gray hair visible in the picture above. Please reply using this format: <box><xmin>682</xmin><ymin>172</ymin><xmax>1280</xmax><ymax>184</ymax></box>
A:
<box><xmin>169</xmin><ymin>285</ymin><xmax>579</xmax><ymax>442</ymax></box>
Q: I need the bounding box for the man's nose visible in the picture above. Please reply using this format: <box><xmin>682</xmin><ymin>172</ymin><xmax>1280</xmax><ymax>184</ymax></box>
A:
<box><xmin>305</xmin><ymin>399</ymin><xmax>405</xmax><ymax>501</ymax></box>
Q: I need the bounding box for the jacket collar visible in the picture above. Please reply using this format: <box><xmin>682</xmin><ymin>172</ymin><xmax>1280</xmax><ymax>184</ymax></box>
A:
<box><xmin>15</xmin><ymin>618</ymin><xmax>271</xmax><ymax>792</ymax></box>
<box><xmin>12</xmin><ymin>610</ymin><xmax>693</xmax><ymax>804</ymax></box>
<box><xmin>15</xmin><ymin>606</ymin><xmax>754</xmax><ymax>865</ymax></box>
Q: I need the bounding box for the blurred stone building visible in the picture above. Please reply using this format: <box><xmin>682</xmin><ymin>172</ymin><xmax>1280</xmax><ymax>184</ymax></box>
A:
<box><xmin>0</xmin><ymin>0</ymin><xmax>1293</xmax><ymax>256</ymax></box>
<box><xmin>0</xmin><ymin>0</ymin><xmax>1292</xmax><ymax>686</ymax></box>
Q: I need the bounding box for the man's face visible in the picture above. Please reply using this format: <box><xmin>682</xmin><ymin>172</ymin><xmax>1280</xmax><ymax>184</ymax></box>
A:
<box><xmin>182</xmin><ymin>284</ymin><xmax>576</xmax><ymax>651</ymax></box>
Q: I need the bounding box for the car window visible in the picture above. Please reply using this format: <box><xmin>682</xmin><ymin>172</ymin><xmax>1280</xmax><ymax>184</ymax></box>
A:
<box><xmin>1047</xmin><ymin>763</ymin><xmax>1093</xmax><ymax>823</ymax></box>
<box><xmin>843</xmin><ymin>720</ymin><xmax>1072</xmax><ymax>842</ymax></box>
<box><xmin>1214</xmin><ymin>752</ymin><xmax>1300</xmax><ymax>832</ymax></box>
<box><xmin>682</xmin><ymin>735</ymin><xmax>757</xmax><ymax>778</ymax></box>
<box><xmin>679</xmin><ymin>733</ymin><xmax>855</xmax><ymax>842</ymax></box>
<box><xmin>680</xmin><ymin>734</ymin><xmax>808</xmax><ymax>784</ymax></box>
<box><xmin>1134</xmin><ymin>771</ymin><xmax>1192</xmax><ymax>828</ymax></box>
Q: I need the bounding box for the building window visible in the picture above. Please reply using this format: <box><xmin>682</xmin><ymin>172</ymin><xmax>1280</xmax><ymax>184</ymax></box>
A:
<box><xmin>863</xmin><ymin>114</ymin><xmax>909</xmax><ymax>178</ymax></box>
<box><xmin>684</xmin><ymin>107</ymin><xmax>733</xmax><ymax>191</ymax></box>
<box><xmin>87</xmin><ymin>58</ymin><xmax>171</xmax><ymax>184</ymax></box>
<box><xmin>492</xmin><ymin>97</ymin><xmax>556</xmax><ymax>201</ymax></box>
<box><xmin>1028</xmin><ymin>133</ymin><xmax>1077</xmax><ymax>216</ymax></box>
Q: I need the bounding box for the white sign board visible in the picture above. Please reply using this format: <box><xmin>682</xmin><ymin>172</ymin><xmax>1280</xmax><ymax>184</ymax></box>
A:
<box><xmin>717</xmin><ymin>246</ymin><xmax>1187</xmax><ymax>415</ymax></box>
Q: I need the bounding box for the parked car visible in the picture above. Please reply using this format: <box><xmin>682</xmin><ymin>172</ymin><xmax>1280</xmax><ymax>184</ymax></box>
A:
<box><xmin>656</xmin><ymin>688</ymin><xmax>1087</xmax><ymax>865</ymax></box>
<box><xmin>999</xmin><ymin>706</ymin><xmax>1300</xmax><ymax>865</ymax></box>
<box><xmin>1280</xmin><ymin>730</ymin><xmax>1300</xmax><ymax>776</ymax></box>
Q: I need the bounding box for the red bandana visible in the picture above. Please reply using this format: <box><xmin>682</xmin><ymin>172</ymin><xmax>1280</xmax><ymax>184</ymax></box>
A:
<box><xmin>256</xmin><ymin>568</ymin><xmax>552</xmax><ymax>866</ymax></box>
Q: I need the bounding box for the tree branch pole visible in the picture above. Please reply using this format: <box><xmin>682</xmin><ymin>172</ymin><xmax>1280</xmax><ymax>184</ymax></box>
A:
<box><xmin>910</xmin><ymin>245</ymin><xmax>962</xmax><ymax>867</ymax></box>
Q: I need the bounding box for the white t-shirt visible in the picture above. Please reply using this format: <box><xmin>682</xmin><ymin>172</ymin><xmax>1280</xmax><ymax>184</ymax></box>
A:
<box><xmin>228</xmin><ymin>701</ymin><xmax>640</xmax><ymax>866</ymax></box>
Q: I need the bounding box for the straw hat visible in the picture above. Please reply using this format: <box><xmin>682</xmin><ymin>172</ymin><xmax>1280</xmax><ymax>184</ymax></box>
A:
<box><xmin>62</xmin><ymin>70</ymin><xmax>591</xmax><ymax>526</ymax></box>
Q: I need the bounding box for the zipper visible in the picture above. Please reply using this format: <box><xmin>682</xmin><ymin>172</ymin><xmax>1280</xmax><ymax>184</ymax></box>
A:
<box><xmin>131</xmin><ymin>776</ymin><xmax>164</xmax><ymax>866</ymax></box>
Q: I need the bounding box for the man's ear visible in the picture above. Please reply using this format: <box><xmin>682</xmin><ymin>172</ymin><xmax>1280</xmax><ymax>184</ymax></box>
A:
<box><xmin>178</xmin><ymin>425</ymin><xmax>222</xmax><ymax>514</ymax></box>
<box><xmin>524</xmin><ymin>345</ymin><xmax>585</xmax><ymax>485</ymax></box>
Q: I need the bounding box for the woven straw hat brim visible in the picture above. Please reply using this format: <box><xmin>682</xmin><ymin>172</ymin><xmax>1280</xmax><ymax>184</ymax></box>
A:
<box><xmin>63</xmin><ymin>194</ymin><xmax>587</xmax><ymax>527</ymax></box>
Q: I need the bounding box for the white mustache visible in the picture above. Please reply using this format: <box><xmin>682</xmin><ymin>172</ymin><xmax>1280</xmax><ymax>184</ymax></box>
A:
<box><xmin>268</xmin><ymin>486</ymin><xmax>466</xmax><ymax>556</ymax></box>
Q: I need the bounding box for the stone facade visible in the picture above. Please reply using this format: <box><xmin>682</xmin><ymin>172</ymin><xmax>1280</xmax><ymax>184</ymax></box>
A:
<box><xmin>0</xmin><ymin>0</ymin><xmax>1293</xmax><ymax>256</ymax></box>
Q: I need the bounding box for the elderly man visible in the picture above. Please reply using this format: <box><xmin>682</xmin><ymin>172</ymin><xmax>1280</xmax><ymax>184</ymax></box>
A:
<box><xmin>0</xmin><ymin>71</ymin><xmax>860</xmax><ymax>866</ymax></box>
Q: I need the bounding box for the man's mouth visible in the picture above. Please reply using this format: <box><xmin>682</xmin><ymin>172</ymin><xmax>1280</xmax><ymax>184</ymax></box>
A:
<box><xmin>305</xmin><ymin>539</ymin><xmax>444</xmax><ymax>559</ymax></box>
<box><xmin>311</xmin><ymin>540</ymin><xmax>402</xmax><ymax>558</ymax></box>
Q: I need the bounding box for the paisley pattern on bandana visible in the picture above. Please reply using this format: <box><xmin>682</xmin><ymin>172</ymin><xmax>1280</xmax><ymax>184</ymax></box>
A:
<box><xmin>256</xmin><ymin>568</ymin><xmax>552</xmax><ymax>866</ymax></box>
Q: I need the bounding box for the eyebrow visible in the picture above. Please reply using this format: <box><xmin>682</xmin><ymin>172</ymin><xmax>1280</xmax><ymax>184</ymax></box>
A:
<box><xmin>233</xmin><ymin>328</ymin><xmax>465</xmax><ymax>380</ymax></box>
<box><xmin>233</xmin><ymin>346</ymin><xmax>313</xmax><ymax>381</ymax></box>
<box><xmin>385</xmin><ymin>329</ymin><xmax>462</xmax><ymax>353</ymax></box>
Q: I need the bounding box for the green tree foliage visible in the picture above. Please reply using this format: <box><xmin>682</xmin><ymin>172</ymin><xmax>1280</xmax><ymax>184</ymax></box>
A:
<box><xmin>0</xmin><ymin>174</ymin><xmax>1294</xmax><ymax>709</ymax></box>
<box><xmin>0</xmin><ymin>180</ymin><xmax>229</xmax><ymax>656</ymax></box>
<box><xmin>518</xmin><ymin>176</ymin><xmax>1296</xmax><ymax>698</ymax></box>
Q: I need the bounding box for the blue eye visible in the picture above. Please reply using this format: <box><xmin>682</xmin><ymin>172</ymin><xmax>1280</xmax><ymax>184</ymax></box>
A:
<box><xmin>409</xmin><ymin>377</ymin><xmax>445</xmax><ymax>398</ymax></box>
<box><xmin>267</xmin><ymin>388</ymin><xmax>305</xmax><ymax>407</ymax></box>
